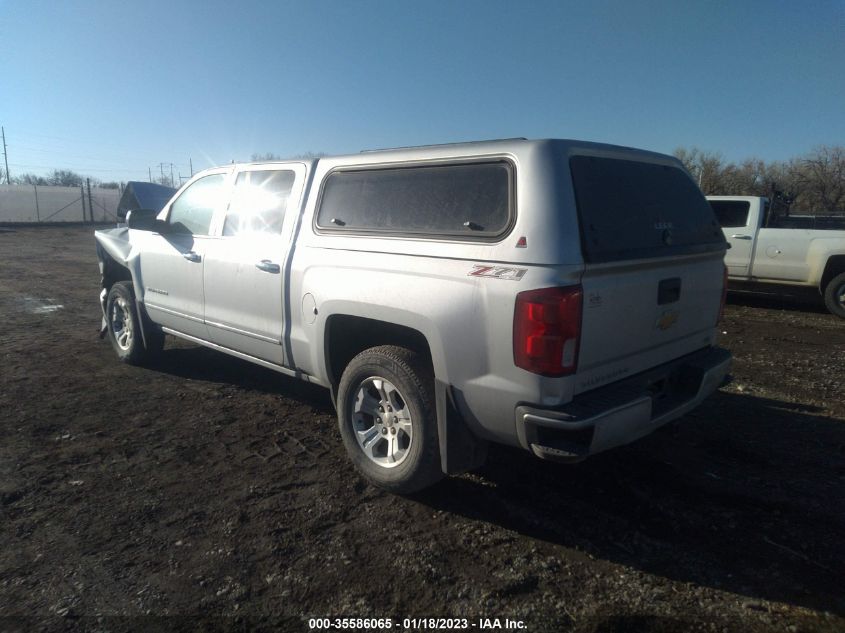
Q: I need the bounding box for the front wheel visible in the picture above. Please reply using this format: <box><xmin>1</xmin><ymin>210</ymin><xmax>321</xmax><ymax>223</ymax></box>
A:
<box><xmin>823</xmin><ymin>272</ymin><xmax>845</xmax><ymax>319</ymax></box>
<box><xmin>106</xmin><ymin>281</ymin><xmax>163</xmax><ymax>365</ymax></box>
<box><xmin>337</xmin><ymin>346</ymin><xmax>443</xmax><ymax>494</ymax></box>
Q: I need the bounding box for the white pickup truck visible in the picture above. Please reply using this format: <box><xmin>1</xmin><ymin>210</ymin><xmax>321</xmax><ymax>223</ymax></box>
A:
<box><xmin>708</xmin><ymin>196</ymin><xmax>845</xmax><ymax>319</ymax></box>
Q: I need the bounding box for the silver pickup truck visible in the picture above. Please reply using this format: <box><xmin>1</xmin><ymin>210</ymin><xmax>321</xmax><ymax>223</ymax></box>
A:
<box><xmin>95</xmin><ymin>138</ymin><xmax>731</xmax><ymax>493</ymax></box>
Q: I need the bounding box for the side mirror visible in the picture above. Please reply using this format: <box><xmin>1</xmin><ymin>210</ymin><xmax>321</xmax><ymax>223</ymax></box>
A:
<box><xmin>126</xmin><ymin>209</ymin><xmax>166</xmax><ymax>232</ymax></box>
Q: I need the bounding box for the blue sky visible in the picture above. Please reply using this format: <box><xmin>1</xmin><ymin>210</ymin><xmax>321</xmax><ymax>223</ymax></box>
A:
<box><xmin>2</xmin><ymin>0</ymin><xmax>843</xmax><ymax>184</ymax></box>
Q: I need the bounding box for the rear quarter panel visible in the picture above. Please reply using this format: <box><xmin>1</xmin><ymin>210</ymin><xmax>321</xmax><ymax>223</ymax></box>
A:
<box><xmin>752</xmin><ymin>229</ymin><xmax>845</xmax><ymax>285</ymax></box>
<box><xmin>288</xmin><ymin>140</ymin><xmax>586</xmax><ymax>444</ymax></box>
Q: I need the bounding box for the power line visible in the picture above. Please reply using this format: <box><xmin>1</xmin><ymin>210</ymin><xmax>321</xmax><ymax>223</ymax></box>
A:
<box><xmin>9</xmin><ymin>162</ymin><xmax>149</xmax><ymax>174</ymax></box>
<box><xmin>11</xmin><ymin>145</ymin><xmax>192</xmax><ymax>170</ymax></box>
<box><xmin>10</xmin><ymin>131</ymin><xmax>194</xmax><ymax>168</ymax></box>
<box><xmin>11</xmin><ymin>129</ymin><xmax>176</xmax><ymax>157</ymax></box>
<box><xmin>6</xmin><ymin>129</ymin><xmax>90</xmax><ymax>143</ymax></box>
<box><xmin>11</xmin><ymin>144</ymin><xmax>146</xmax><ymax>163</ymax></box>
<box><xmin>2</xmin><ymin>126</ymin><xmax>10</xmax><ymax>184</ymax></box>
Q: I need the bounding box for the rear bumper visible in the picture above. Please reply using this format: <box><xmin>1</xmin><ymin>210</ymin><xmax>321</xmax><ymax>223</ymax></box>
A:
<box><xmin>516</xmin><ymin>346</ymin><xmax>731</xmax><ymax>462</ymax></box>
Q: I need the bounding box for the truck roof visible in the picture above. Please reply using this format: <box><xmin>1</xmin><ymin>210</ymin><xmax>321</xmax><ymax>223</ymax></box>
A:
<box><xmin>240</xmin><ymin>138</ymin><xmax>679</xmax><ymax>171</ymax></box>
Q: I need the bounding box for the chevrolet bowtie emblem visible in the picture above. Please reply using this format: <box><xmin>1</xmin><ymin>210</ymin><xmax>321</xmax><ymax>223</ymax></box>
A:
<box><xmin>656</xmin><ymin>309</ymin><xmax>679</xmax><ymax>331</ymax></box>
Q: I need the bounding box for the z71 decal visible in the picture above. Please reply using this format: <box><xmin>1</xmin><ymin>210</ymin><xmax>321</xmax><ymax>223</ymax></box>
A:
<box><xmin>468</xmin><ymin>265</ymin><xmax>527</xmax><ymax>281</ymax></box>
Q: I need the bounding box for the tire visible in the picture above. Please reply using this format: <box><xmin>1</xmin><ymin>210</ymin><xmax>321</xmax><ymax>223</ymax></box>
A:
<box><xmin>823</xmin><ymin>272</ymin><xmax>845</xmax><ymax>319</ymax></box>
<box><xmin>105</xmin><ymin>281</ymin><xmax>164</xmax><ymax>365</ymax></box>
<box><xmin>337</xmin><ymin>345</ymin><xmax>443</xmax><ymax>494</ymax></box>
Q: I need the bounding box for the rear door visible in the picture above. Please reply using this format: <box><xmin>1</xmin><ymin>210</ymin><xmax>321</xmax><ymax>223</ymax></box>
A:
<box><xmin>202</xmin><ymin>164</ymin><xmax>306</xmax><ymax>365</ymax></box>
<box><xmin>569</xmin><ymin>155</ymin><xmax>727</xmax><ymax>394</ymax></box>
<box><xmin>708</xmin><ymin>198</ymin><xmax>754</xmax><ymax>277</ymax></box>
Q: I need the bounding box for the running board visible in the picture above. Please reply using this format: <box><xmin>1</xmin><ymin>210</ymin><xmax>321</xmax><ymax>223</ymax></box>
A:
<box><xmin>160</xmin><ymin>327</ymin><xmax>326</xmax><ymax>387</ymax></box>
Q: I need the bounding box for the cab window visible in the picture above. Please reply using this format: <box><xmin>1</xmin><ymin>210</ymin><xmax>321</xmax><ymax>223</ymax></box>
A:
<box><xmin>168</xmin><ymin>174</ymin><xmax>226</xmax><ymax>235</ymax></box>
<box><xmin>316</xmin><ymin>161</ymin><xmax>512</xmax><ymax>238</ymax></box>
<box><xmin>709</xmin><ymin>200</ymin><xmax>750</xmax><ymax>228</ymax></box>
<box><xmin>223</xmin><ymin>170</ymin><xmax>296</xmax><ymax>236</ymax></box>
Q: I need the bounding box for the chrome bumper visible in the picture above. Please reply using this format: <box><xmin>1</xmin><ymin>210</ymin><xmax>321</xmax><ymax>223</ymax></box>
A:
<box><xmin>516</xmin><ymin>347</ymin><xmax>732</xmax><ymax>462</ymax></box>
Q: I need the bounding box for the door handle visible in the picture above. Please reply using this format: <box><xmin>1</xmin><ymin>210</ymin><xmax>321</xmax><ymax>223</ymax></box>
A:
<box><xmin>182</xmin><ymin>251</ymin><xmax>201</xmax><ymax>262</ymax></box>
<box><xmin>730</xmin><ymin>234</ymin><xmax>752</xmax><ymax>240</ymax></box>
<box><xmin>255</xmin><ymin>259</ymin><xmax>280</xmax><ymax>273</ymax></box>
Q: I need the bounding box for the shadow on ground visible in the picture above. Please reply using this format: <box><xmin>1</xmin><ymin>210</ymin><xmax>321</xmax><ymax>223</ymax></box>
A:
<box><xmin>139</xmin><ymin>345</ymin><xmax>845</xmax><ymax>616</ymax></box>
<box><xmin>727</xmin><ymin>287</ymin><xmax>829</xmax><ymax>314</ymax></box>
<box><xmin>416</xmin><ymin>390</ymin><xmax>845</xmax><ymax>615</ymax></box>
<box><xmin>147</xmin><ymin>345</ymin><xmax>335</xmax><ymax>414</ymax></box>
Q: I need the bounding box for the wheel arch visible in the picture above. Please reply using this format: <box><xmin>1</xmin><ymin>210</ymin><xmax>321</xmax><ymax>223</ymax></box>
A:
<box><xmin>96</xmin><ymin>237</ymin><xmax>156</xmax><ymax>351</ymax></box>
<box><xmin>323</xmin><ymin>313</ymin><xmax>487</xmax><ymax>475</ymax></box>
<box><xmin>820</xmin><ymin>255</ymin><xmax>845</xmax><ymax>293</ymax></box>
<box><xmin>324</xmin><ymin>314</ymin><xmax>434</xmax><ymax>395</ymax></box>
<box><xmin>99</xmin><ymin>248</ymin><xmax>133</xmax><ymax>290</ymax></box>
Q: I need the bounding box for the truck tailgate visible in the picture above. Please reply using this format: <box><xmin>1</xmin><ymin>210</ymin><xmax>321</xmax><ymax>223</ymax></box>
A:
<box><xmin>575</xmin><ymin>253</ymin><xmax>724</xmax><ymax>394</ymax></box>
<box><xmin>567</xmin><ymin>153</ymin><xmax>727</xmax><ymax>394</ymax></box>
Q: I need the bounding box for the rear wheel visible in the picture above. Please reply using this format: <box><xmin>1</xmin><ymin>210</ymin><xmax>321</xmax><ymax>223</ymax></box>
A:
<box><xmin>106</xmin><ymin>281</ymin><xmax>164</xmax><ymax>364</ymax></box>
<box><xmin>337</xmin><ymin>345</ymin><xmax>443</xmax><ymax>494</ymax></box>
<box><xmin>823</xmin><ymin>272</ymin><xmax>845</xmax><ymax>319</ymax></box>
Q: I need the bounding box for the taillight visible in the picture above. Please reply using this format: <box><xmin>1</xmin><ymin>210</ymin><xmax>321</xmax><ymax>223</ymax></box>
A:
<box><xmin>718</xmin><ymin>265</ymin><xmax>728</xmax><ymax>323</ymax></box>
<box><xmin>513</xmin><ymin>285</ymin><xmax>583</xmax><ymax>376</ymax></box>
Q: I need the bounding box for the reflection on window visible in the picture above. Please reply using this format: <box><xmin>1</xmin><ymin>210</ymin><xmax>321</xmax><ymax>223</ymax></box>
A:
<box><xmin>168</xmin><ymin>174</ymin><xmax>225</xmax><ymax>235</ymax></box>
<box><xmin>224</xmin><ymin>170</ymin><xmax>295</xmax><ymax>236</ymax></box>
<box><xmin>316</xmin><ymin>162</ymin><xmax>511</xmax><ymax>236</ymax></box>
<box><xmin>570</xmin><ymin>156</ymin><xmax>724</xmax><ymax>263</ymax></box>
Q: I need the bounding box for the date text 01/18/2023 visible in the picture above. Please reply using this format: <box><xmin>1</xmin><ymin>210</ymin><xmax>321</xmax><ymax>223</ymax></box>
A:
<box><xmin>307</xmin><ymin>617</ymin><xmax>527</xmax><ymax>630</ymax></box>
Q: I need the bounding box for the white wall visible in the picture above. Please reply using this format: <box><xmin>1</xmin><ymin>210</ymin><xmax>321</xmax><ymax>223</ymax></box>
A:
<box><xmin>0</xmin><ymin>185</ymin><xmax>120</xmax><ymax>222</ymax></box>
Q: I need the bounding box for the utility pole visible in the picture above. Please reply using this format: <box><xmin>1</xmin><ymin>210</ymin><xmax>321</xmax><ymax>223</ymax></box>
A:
<box><xmin>158</xmin><ymin>162</ymin><xmax>175</xmax><ymax>187</ymax></box>
<box><xmin>86</xmin><ymin>178</ymin><xmax>93</xmax><ymax>223</ymax></box>
<box><xmin>1</xmin><ymin>126</ymin><xmax>9</xmax><ymax>184</ymax></box>
<box><xmin>189</xmin><ymin>158</ymin><xmax>193</xmax><ymax>177</ymax></box>
<box><xmin>148</xmin><ymin>167</ymin><xmax>152</xmax><ymax>183</ymax></box>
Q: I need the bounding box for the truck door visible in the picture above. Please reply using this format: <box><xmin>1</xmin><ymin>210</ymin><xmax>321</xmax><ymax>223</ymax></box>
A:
<box><xmin>751</xmin><ymin>225</ymin><xmax>813</xmax><ymax>282</ymax></box>
<box><xmin>710</xmin><ymin>199</ymin><xmax>754</xmax><ymax>278</ymax></box>
<box><xmin>202</xmin><ymin>164</ymin><xmax>306</xmax><ymax>366</ymax></box>
<box><xmin>138</xmin><ymin>171</ymin><xmax>230</xmax><ymax>339</ymax></box>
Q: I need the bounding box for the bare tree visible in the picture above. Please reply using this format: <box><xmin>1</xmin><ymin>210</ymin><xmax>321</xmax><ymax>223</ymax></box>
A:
<box><xmin>791</xmin><ymin>146</ymin><xmax>845</xmax><ymax>212</ymax></box>
<box><xmin>14</xmin><ymin>173</ymin><xmax>49</xmax><ymax>186</ymax></box>
<box><xmin>674</xmin><ymin>145</ymin><xmax>844</xmax><ymax>214</ymax></box>
<box><xmin>673</xmin><ymin>147</ymin><xmax>724</xmax><ymax>194</ymax></box>
<box><xmin>46</xmin><ymin>169</ymin><xmax>84</xmax><ymax>187</ymax></box>
<box><xmin>251</xmin><ymin>151</ymin><xmax>326</xmax><ymax>162</ymax></box>
<box><xmin>251</xmin><ymin>152</ymin><xmax>283</xmax><ymax>161</ymax></box>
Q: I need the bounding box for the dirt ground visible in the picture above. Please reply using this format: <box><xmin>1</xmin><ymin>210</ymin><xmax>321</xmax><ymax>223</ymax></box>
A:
<box><xmin>1</xmin><ymin>225</ymin><xmax>844</xmax><ymax>633</ymax></box>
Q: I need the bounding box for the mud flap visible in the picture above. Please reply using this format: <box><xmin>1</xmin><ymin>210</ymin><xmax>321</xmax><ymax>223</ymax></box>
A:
<box><xmin>98</xmin><ymin>288</ymin><xmax>108</xmax><ymax>339</ymax></box>
<box><xmin>435</xmin><ymin>379</ymin><xmax>488</xmax><ymax>475</ymax></box>
<box><xmin>135</xmin><ymin>302</ymin><xmax>151</xmax><ymax>351</ymax></box>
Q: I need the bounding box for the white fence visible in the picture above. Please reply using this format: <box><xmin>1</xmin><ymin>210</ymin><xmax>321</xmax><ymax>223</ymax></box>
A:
<box><xmin>0</xmin><ymin>184</ymin><xmax>120</xmax><ymax>223</ymax></box>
